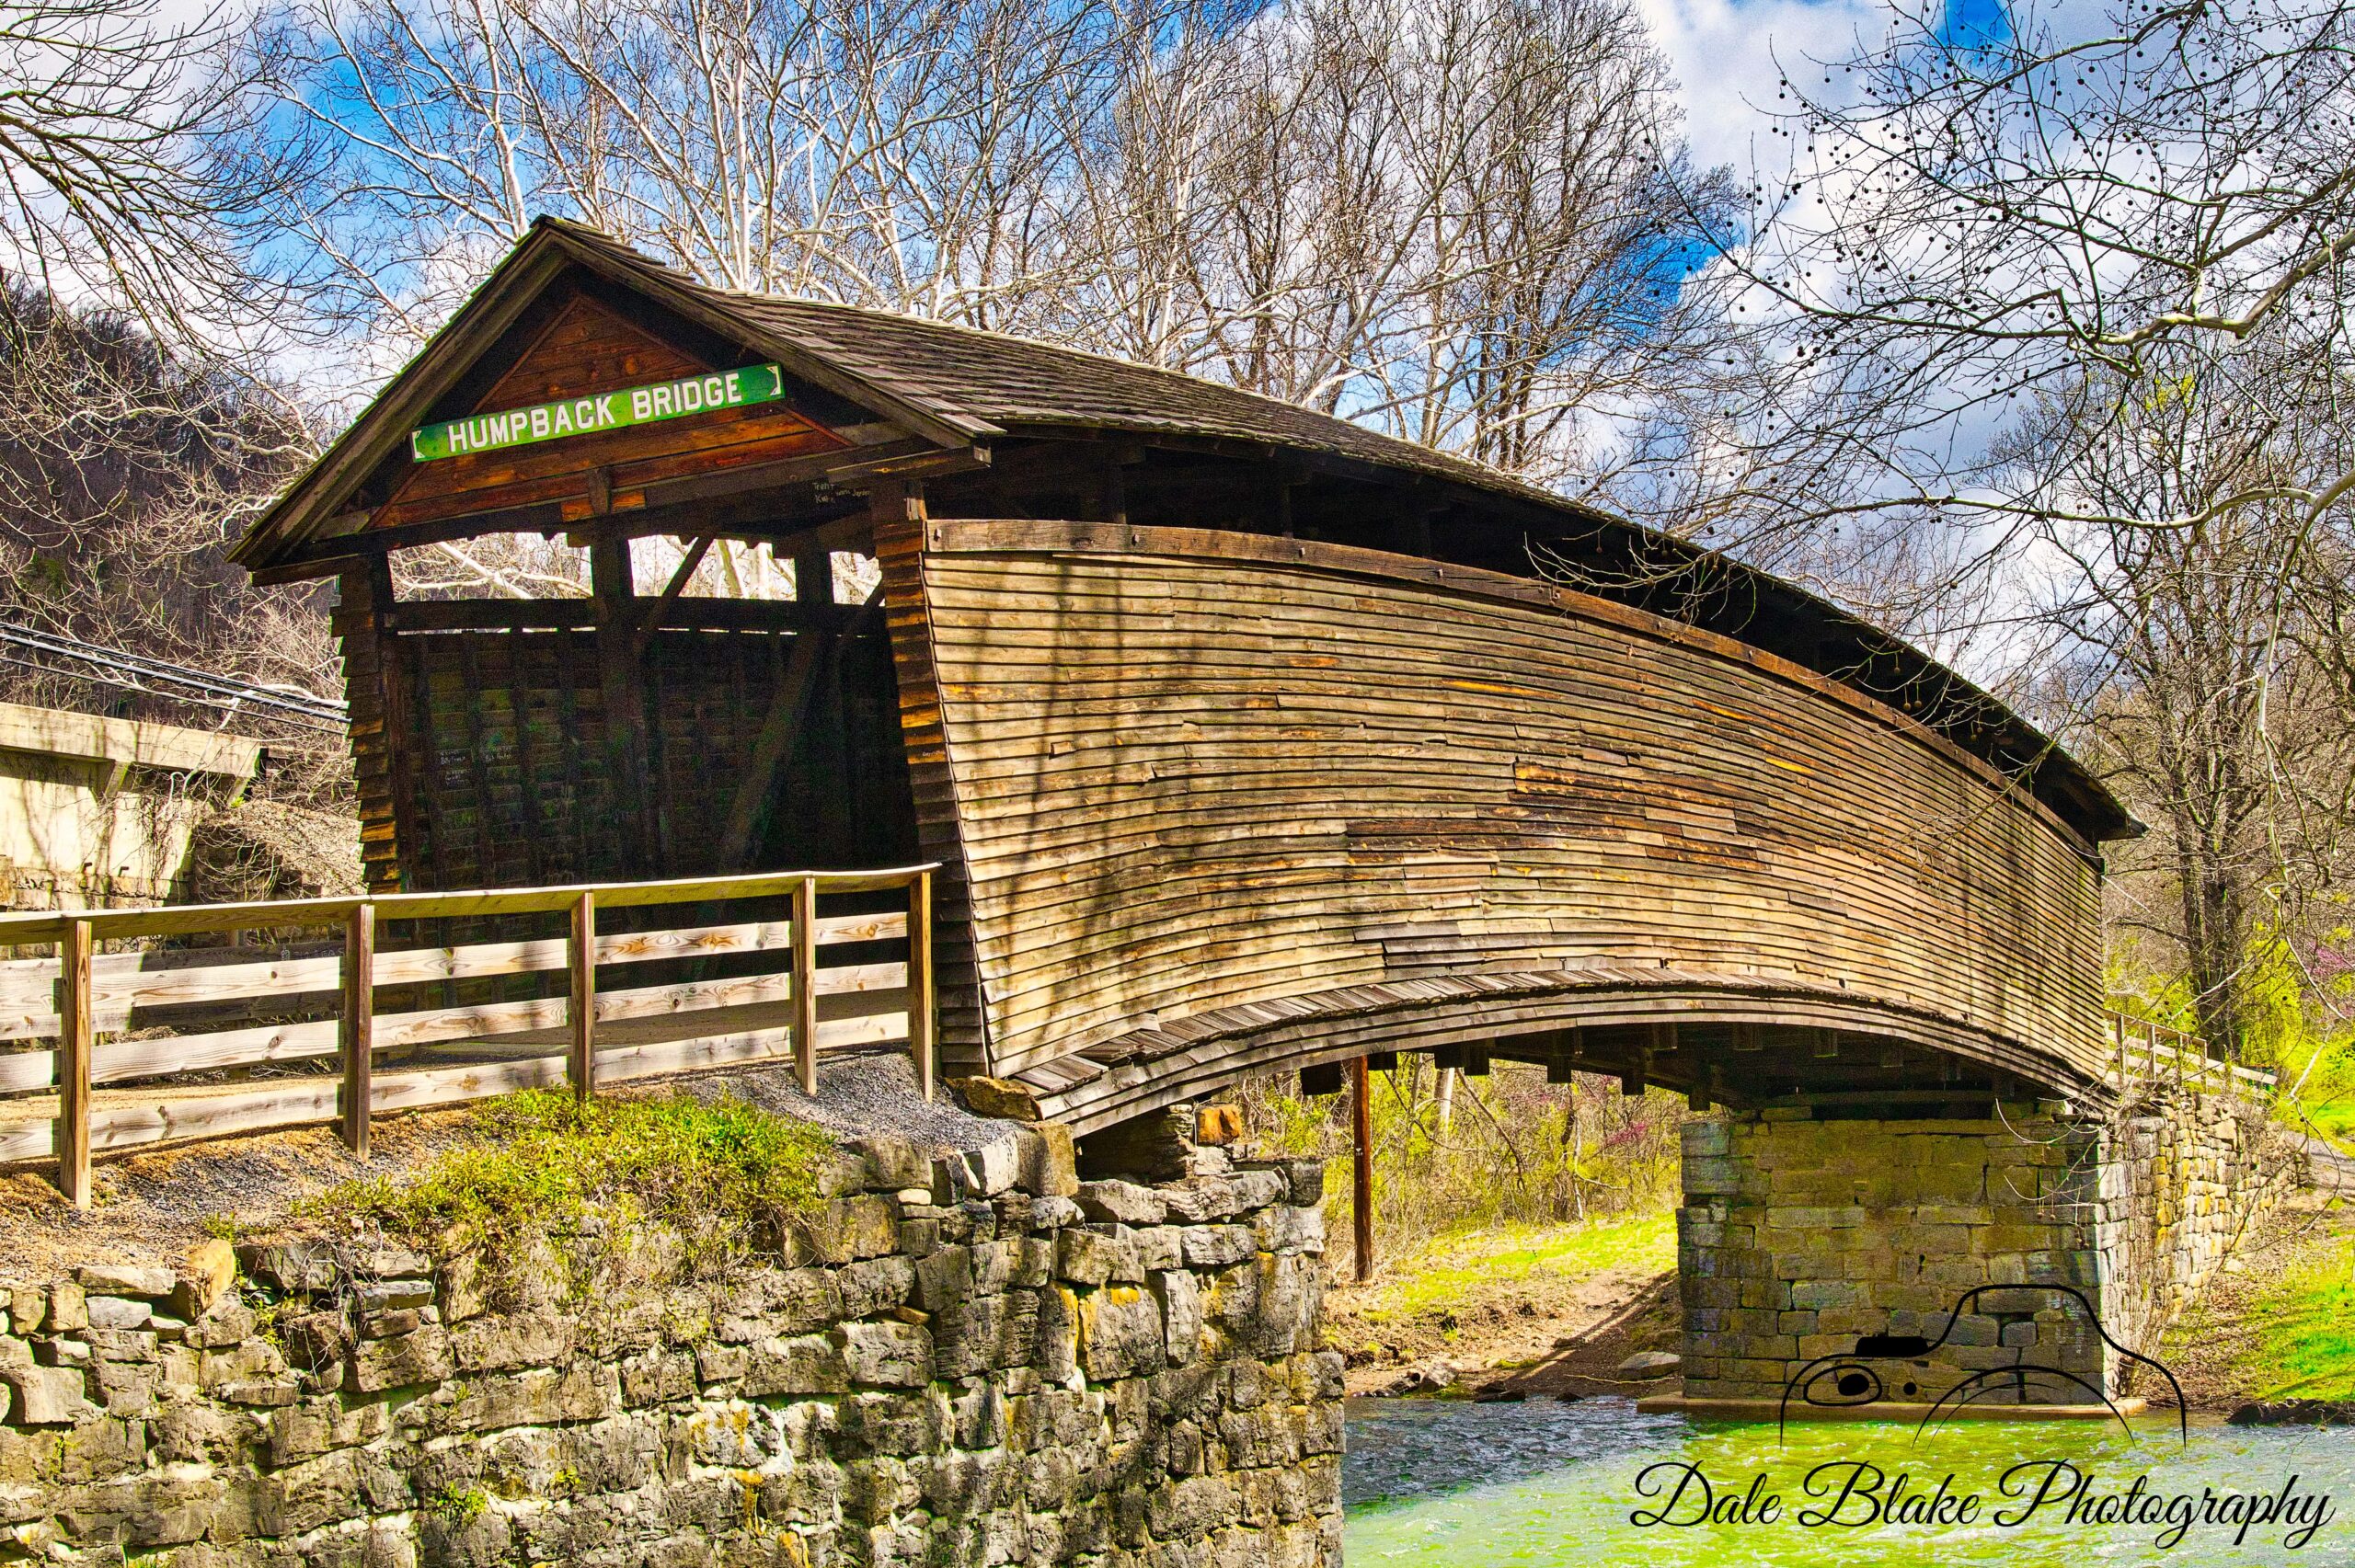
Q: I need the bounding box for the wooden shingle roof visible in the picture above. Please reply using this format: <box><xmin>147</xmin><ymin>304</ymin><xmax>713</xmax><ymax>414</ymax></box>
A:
<box><xmin>548</xmin><ymin>219</ymin><xmax>1598</xmax><ymax>515</ymax></box>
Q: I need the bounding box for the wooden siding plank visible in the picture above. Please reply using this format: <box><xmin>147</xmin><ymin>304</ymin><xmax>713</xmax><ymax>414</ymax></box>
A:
<box><xmin>913</xmin><ymin>538</ymin><xmax>2107</xmax><ymax>1099</ymax></box>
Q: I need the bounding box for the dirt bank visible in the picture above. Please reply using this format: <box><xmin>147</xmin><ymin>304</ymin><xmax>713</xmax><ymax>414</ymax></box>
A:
<box><xmin>1324</xmin><ymin>1213</ymin><xmax>1684</xmax><ymax>1401</ymax></box>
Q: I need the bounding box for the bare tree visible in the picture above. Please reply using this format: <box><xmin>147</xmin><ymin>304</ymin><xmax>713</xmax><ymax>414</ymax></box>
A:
<box><xmin>1058</xmin><ymin>0</ymin><xmax>1743</xmax><ymax>490</ymax></box>
<box><xmin>3</xmin><ymin>0</ymin><xmax>315</xmax><ymax>350</ymax></box>
<box><xmin>2018</xmin><ymin>369</ymin><xmax>2355</xmax><ymax>1047</ymax></box>
<box><xmin>258</xmin><ymin>0</ymin><xmax>1185</xmax><ymax>354</ymax></box>
<box><xmin>1683</xmin><ymin>0</ymin><xmax>2355</xmax><ymax>1051</ymax></box>
<box><xmin>256</xmin><ymin>0</ymin><xmax>1738</xmax><ymax>491</ymax></box>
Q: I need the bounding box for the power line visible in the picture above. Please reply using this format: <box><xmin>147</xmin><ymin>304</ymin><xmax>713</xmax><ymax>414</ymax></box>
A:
<box><xmin>0</xmin><ymin>623</ymin><xmax>349</xmax><ymax>732</ymax></box>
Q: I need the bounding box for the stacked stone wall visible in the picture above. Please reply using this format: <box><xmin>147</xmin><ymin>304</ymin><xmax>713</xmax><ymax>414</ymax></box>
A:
<box><xmin>0</xmin><ymin>1127</ymin><xmax>1341</xmax><ymax>1566</ymax></box>
<box><xmin>1677</xmin><ymin>1093</ymin><xmax>2296</xmax><ymax>1404</ymax></box>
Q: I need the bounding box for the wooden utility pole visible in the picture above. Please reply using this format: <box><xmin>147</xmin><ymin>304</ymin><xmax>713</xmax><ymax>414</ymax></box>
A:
<box><xmin>1351</xmin><ymin>1053</ymin><xmax>1373</xmax><ymax>1284</ymax></box>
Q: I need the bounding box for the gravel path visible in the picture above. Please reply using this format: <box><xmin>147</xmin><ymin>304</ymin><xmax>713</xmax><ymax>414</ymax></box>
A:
<box><xmin>680</xmin><ymin>1047</ymin><xmax>1009</xmax><ymax>1150</ymax></box>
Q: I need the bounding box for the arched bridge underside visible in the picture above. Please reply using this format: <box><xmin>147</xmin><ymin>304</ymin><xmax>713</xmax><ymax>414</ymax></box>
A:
<box><xmin>1017</xmin><ymin>968</ymin><xmax>2111</xmax><ymax>1137</ymax></box>
<box><xmin>892</xmin><ymin>522</ymin><xmax>2130</xmax><ymax>1137</ymax></box>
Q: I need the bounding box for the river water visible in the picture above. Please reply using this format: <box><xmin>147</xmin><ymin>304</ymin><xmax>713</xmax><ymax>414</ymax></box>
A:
<box><xmin>1343</xmin><ymin>1397</ymin><xmax>2355</xmax><ymax>1565</ymax></box>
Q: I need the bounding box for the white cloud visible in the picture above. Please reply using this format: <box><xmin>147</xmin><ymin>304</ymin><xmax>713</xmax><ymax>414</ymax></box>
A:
<box><xmin>1636</xmin><ymin>0</ymin><xmax>1891</xmax><ymax>181</ymax></box>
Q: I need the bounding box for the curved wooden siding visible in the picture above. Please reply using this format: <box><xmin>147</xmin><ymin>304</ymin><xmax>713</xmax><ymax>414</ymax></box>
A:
<box><xmin>914</xmin><ymin>521</ymin><xmax>2108</xmax><ymax>1095</ymax></box>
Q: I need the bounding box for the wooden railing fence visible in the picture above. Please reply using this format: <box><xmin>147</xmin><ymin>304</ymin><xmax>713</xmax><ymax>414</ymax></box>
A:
<box><xmin>2107</xmin><ymin>1009</ymin><xmax>2275</xmax><ymax>1100</ymax></box>
<box><xmin>0</xmin><ymin>865</ymin><xmax>936</xmax><ymax>1207</ymax></box>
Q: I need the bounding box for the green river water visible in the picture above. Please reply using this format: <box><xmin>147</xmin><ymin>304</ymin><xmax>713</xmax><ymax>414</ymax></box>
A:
<box><xmin>1342</xmin><ymin>1397</ymin><xmax>2355</xmax><ymax>1565</ymax></box>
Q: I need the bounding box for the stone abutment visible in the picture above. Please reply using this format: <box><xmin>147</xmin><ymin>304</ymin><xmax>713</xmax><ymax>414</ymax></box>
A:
<box><xmin>0</xmin><ymin>1124</ymin><xmax>1341</xmax><ymax>1566</ymax></box>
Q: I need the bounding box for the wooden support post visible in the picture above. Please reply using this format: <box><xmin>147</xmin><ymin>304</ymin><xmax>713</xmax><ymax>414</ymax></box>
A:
<box><xmin>592</xmin><ymin>535</ymin><xmax>655</xmax><ymax>875</ymax></box>
<box><xmin>795</xmin><ymin>548</ymin><xmax>836</xmax><ymax>610</ymax></box>
<box><xmin>569</xmin><ymin>891</ymin><xmax>596</xmax><ymax>1104</ymax></box>
<box><xmin>1351</xmin><ymin>1053</ymin><xmax>1373</xmax><ymax>1285</ymax></box>
<box><xmin>57</xmin><ymin>918</ymin><xmax>92</xmax><ymax>1209</ymax></box>
<box><xmin>909</xmin><ymin>871</ymin><xmax>935</xmax><ymax>1101</ymax></box>
<box><xmin>794</xmin><ymin>876</ymin><xmax>819</xmax><ymax>1097</ymax></box>
<box><xmin>636</xmin><ymin>534</ymin><xmax>714</xmax><ymax>654</ymax></box>
<box><xmin>717</xmin><ymin>627</ymin><xmax>829</xmax><ymax>869</ymax></box>
<box><xmin>339</xmin><ymin>903</ymin><xmax>375</xmax><ymax>1155</ymax></box>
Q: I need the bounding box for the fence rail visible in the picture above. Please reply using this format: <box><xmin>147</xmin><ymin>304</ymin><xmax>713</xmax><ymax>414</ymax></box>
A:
<box><xmin>0</xmin><ymin>865</ymin><xmax>937</xmax><ymax>1207</ymax></box>
<box><xmin>2106</xmin><ymin>1010</ymin><xmax>2276</xmax><ymax>1100</ymax></box>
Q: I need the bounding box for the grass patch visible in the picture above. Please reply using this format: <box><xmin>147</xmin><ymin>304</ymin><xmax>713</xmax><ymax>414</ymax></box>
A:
<box><xmin>304</xmin><ymin>1088</ymin><xmax>833</xmax><ymax>1271</ymax></box>
<box><xmin>2244</xmin><ymin>1225</ymin><xmax>2355</xmax><ymax>1401</ymax></box>
<box><xmin>1346</xmin><ymin>1209</ymin><xmax>1676</xmax><ymax>1321</ymax></box>
<box><xmin>2300</xmin><ymin>1100</ymin><xmax>2355</xmax><ymax>1150</ymax></box>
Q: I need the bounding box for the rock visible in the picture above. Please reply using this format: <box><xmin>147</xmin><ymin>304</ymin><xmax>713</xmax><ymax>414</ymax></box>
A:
<box><xmin>2226</xmin><ymin>1399</ymin><xmax>2355</xmax><ymax>1426</ymax></box>
<box><xmin>833</xmin><ymin>1321</ymin><xmax>932</xmax><ymax>1388</ymax></box>
<box><xmin>852</xmin><ymin>1132</ymin><xmax>933</xmax><ymax>1191</ymax></box>
<box><xmin>1019</xmin><ymin>1123</ymin><xmax>1080</xmax><ymax>1197</ymax></box>
<box><xmin>743</xmin><ymin>1334</ymin><xmax>850</xmax><ymax>1397</ymax></box>
<box><xmin>1055</xmin><ymin>1229</ymin><xmax>1127</xmax><ymax>1287</ymax></box>
<box><xmin>4</xmin><ymin>1364</ymin><xmax>90</xmax><ymax>1425</ymax></box>
<box><xmin>1473</xmin><ymin>1385</ymin><xmax>1527</xmax><ymax>1402</ymax></box>
<box><xmin>810</xmin><ymin>1196</ymin><xmax>900</xmax><ymax>1264</ymax></box>
<box><xmin>1075</xmin><ymin>1180</ymin><xmax>1168</xmax><ymax>1226</ymax></box>
<box><xmin>174</xmin><ymin>1240</ymin><xmax>238</xmax><ymax>1319</ymax></box>
<box><xmin>75</xmin><ymin>1263</ymin><xmax>176</xmax><ymax>1299</ymax></box>
<box><xmin>349</xmin><ymin>1326</ymin><xmax>453</xmax><ymax>1392</ymax></box>
<box><xmin>236</xmin><ymin>1242</ymin><xmax>335</xmax><ymax>1294</ymax></box>
<box><xmin>1153</xmin><ymin>1270</ymin><xmax>1203</xmax><ymax>1366</ymax></box>
<box><xmin>354</xmin><ymin>1247</ymin><xmax>431</xmax><ymax>1279</ymax></box>
<box><xmin>1075</xmin><ymin>1285</ymin><xmax>1167</xmax><ymax>1381</ymax></box>
<box><xmin>277</xmin><ymin>1312</ymin><xmax>349</xmax><ymax>1371</ymax></box>
<box><xmin>962</xmin><ymin>1135</ymin><xmax>1025</xmax><ymax>1196</ymax></box>
<box><xmin>1194</xmin><ymin>1104</ymin><xmax>1245</xmax><ymax>1145</ymax></box>
<box><xmin>46</xmin><ymin>1282</ymin><xmax>86</xmax><ymax>1332</ymax></box>
<box><xmin>949</xmin><ymin>1076</ymin><xmax>1042</xmax><ymax>1121</ymax></box>
<box><xmin>85</xmin><ymin>1296</ymin><xmax>153</xmax><ymax>1331</ymax></box>
<box><xmin>1179</xmin><ymin>1225</ymin><xmax>1255</xmax><ymax>1268</ymax></box>
<box><xmin>1615</xmin><ymin>1351</ymin><xmax>1681</xmax><ymax>1379</ymax></box>
<box><xmin>357</xmin><ymin>1278</ymin><xmax>436</xmax><ymax>1313</ymax></box>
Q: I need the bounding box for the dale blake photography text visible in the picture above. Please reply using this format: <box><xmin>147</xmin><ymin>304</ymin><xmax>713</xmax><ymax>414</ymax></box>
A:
<box><xmin>1629</xmin><ymin>1459</ymin><xmax>2338</xmax><ymax>1551</ymax></box>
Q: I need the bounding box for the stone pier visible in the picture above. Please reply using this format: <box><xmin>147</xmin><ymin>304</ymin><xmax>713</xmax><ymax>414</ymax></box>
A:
<box><xmin>1674</xmin><ymin>1094</ymin><xmax>2295</xmax><ymax>1407</ymax></box>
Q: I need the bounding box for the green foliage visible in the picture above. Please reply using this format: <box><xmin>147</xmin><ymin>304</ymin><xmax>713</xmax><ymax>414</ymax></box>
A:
<box><xmin>1233</xmin><ymin>1060</ymin><xmax>1683</xmax><ymax>1273</ymax></box>
<box><xmin>2111</xmin><ymin>928</ymin><xmax>2355</xmax><ymax>1139</ymax></box>
<box><xmin>2239</xmin><ymin>933</ymin><xmax>2319</xmax><ymax>1071</ymax></box>
<box><xmin>423</xmin><ymin>1484</ymin><xmax>490</xmax><ymax>1528</ymax></box>
<box><xmin>2104</xmin><ymin>952</ymin><xmax>2202</xmax><ymax>1036</ymax></box>
<box><xmin>304</xmin><ymin>1088</ymin><xmax>833</xmax><ymax>1271</ymax></box>
<box><xmin>1350</xmin><ymin>1212</ymin><xmax>1677</xmax><ymax>1322</ymax></box>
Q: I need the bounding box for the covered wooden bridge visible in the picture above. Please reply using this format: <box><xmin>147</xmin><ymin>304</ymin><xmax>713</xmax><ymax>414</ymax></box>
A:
<box><xmin>230</xmin><ymin>217</ymin><xmax>2136</xmax><ymax>1141</ymax></box>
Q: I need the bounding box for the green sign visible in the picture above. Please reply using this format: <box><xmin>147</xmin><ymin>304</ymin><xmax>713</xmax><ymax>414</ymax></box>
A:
<box><xmin>410</xmin><ymin>363</ymin><xmax>787</xmax><ymax>462</ymax></box>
